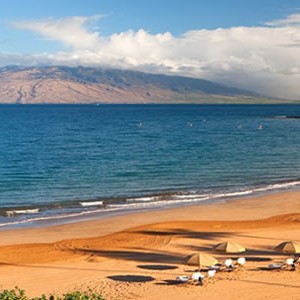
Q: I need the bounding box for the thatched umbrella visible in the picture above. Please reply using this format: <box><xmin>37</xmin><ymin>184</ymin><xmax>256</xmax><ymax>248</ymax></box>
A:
<box><xmin>275</xmin><ymin>241</ymin><xmax>300</xmax><ymax>254</ymax></box>
<box><xmin>183</xmin><ymin>253</ymin><xmax>218</xmax><ymax>270</ymax></box>
<box><xmin>213</xmin><ymin>241</ymin><xmax>246</xmax><ymax>253</ymax></box>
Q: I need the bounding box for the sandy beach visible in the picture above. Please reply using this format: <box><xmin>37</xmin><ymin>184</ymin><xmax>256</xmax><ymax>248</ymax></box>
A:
<box><xmin>0</xmin><ymin>191</ymin><xmax>299</xmax><ymax>299</ymax></box>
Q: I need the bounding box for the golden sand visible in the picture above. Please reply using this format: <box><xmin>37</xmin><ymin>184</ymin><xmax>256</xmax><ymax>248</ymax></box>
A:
<box><xmin>0</xmin><ymin>191</ymin><xmax>299</xmax><ymax>299</ymax></box>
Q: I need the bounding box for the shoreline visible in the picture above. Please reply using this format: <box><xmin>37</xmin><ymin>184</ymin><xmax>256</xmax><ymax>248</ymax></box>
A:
<box><xmin>0</xmin><ymin>190</ymin><xmax>299</xmax><ymax>246</ymax></box>
<box><xmin>1</xmin><ymin>180</ymin><xmax>300</xmax><ymax>230</ymax></box>
<box><xmin>0</xmin><ymin>190</ymin><xmax>299</xmax><ymax>299</ymax></box>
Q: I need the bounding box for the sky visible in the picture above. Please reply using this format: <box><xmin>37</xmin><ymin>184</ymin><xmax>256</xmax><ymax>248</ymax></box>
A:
<box><xmin>0</xmin><ymin>0</ymin><xmax>300</xmax><ymax>100</ymax></box>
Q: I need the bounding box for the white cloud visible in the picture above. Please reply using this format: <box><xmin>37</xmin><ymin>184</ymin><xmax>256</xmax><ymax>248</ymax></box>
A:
<box><xmin>265</xmin><ymin>13</ymin><xmax>300</xmax><ymax>27</ymax></box>
<box><xmin>12</xmin><ymin>15</ymin><xmax>103</xmax><ymax>50</ymax></box>
<box><xmin>3</xmin><ymin>14</ymin><xmax>300</xmax><ymax>100</ymax></box>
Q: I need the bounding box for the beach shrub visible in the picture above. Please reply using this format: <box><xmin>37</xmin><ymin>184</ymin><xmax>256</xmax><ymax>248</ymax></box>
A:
<box><xmin>0</xmin><ymin>288</ymin><xmax>104</xmax><ymax>300</ymax></box>
<box><xmin>0</xmin><ymin>287</ymin><xmax>28</xmax><ymax>300</ymax></box>
<box><xmin>59</xmin><ymin>290</ymin><xmax>104</xmax><ymax>300</ymax></box>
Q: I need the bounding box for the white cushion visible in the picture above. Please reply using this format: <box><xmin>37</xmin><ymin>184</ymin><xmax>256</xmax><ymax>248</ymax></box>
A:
<box><xmin>237</xmin><ymin>257</ymin><xmax>246</xmax><ymax>265</ymax></box>
<box><xmin>191</xmin><ymin>272</ymin><xmax>205</xmax><ymax>281</ymax></box>
<box><xmin>176</xmin><ymin>276</ymin><xmax>189</xmax><ymax>282</ymax></box>
<box><xmin>208</xmin><ymin>270</ymin><xmax>216</xmax><ymax>277</ymax></box>
<box><xmin>286</xmin><ymin>258</ymin><xmax>294</xmax><ymax>265</ymax></box>
<box><xmin>224</xmin><ymin>259</ymin><xmax>233</xmax><ymax>267</ymax></box>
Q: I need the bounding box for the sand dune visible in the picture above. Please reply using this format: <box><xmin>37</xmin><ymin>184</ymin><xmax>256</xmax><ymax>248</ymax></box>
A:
<box><xmin>0</xmin><ymin>191</ymin><xmax>299</xmax><ymax>299</ymax></box>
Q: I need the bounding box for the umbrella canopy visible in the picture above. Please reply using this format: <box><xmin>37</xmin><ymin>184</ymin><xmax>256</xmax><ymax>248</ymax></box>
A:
<box><xmin>213</xmin><ymin>242</ymin><xmax>246</xmax><ymax>253</ymax></box>
<box><xmin>275</xmin><ymin>241</ymin><xmax>300</xmax><ymax>254</ymax></box>
<box><xmin>184</xmin><ymin>253</ymin><xmax>218</xmax><ymax>269</ymax></box>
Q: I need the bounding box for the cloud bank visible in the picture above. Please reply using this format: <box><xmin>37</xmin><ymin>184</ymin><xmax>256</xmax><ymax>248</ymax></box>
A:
<box><xmin>3</xmin><ymin>14</ymin><xmax>300</xmax><ymax>100</ymax></box>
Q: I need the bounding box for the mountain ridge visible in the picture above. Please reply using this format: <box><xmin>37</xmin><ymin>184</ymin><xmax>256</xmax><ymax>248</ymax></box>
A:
<box><xmin>0</xmin><ymin>66</ymin><xmax>277</xmax><ymax>104</ymax></box>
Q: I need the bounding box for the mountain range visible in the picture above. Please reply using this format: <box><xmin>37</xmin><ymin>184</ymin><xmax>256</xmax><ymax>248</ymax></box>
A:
<box><xmin>0</xmin><ymin>66</ymin><xmax>276</xmax><ymax>104</ymax></box>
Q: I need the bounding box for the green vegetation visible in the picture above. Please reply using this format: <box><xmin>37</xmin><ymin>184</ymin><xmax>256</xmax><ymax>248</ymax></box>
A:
<box><xmin>0</xmin><ymin>287</ymin><xmax>105</xmax><ymax>300</ymax></box>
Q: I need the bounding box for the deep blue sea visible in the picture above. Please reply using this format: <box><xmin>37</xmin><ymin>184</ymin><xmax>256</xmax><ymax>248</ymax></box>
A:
<box><xmin>0</xmin><ymin>104</ymin><xmax>300</xmax><ymax>228</ymax></box>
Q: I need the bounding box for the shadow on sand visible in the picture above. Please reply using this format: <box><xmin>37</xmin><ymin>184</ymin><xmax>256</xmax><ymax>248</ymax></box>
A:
<box><xmin>135</xmin><ymin>229</ymin><xmax>232</xmax><ymax>241</ymax></box>
<box><xmin>77</xmin><ymin>248</ymin><xmax>182</xmax><ymax>264</ymax></box>
<box><xmin>156</xmin><ymin>280</ymin><xmax>188</xmax><ymax>286</ymax></box>
<box><xmin>107</xmin><ymin>275</ymin><xmax>155</xmax><ymax>283</ymax></box>
<box><xmin>137</xmin><ymin>264</ymin><xmax>178</xmax><ymax>271</ymax></box>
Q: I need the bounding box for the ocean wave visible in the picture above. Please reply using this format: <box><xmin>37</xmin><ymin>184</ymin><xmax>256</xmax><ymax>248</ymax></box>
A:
<box><xmin>127</xmin><ymin>196</ymin><xmax>157</xmax><ymax>202</ymax></box>
<box><xmin>108</xmin><ymin>196</ymin><xmax>212</xmax><ymax>209</ymax></box>
<box><xmin>79</xmin><ymin>201</ymin><xmax>104</xmax><ymax>207</ymax></box>
<box><xmin>110</xmin><ymin>181</ymin><xmax>300</xmax><ymax>210</ymax></box>
<box><xmin>273</xmin><ymin>115</ymin><xmax>300</xmax><ymax>119</ymax></box>
<box><xmin>251</xmin><ymin>181</ymin><xmax>300</xmax><ymax>193</ymax></box>
<box><xmin>0</xmin><ymin>207</ymin><xmax>119</xmax><ymax>228</ymax></box>
<box><xmin>1</xmin><ymin>179</ymin><xmax>300</xmax><ymax>229</ymax></box>
<box><xmin>273</xmin><ymin>115</ymin><xmax>287</xmax><ymax>119</ymax></box>
<box><xmin>6</xmin><ymin>208</ymin><xmax>39</xmax><ymax>217</ymax></box>
<box><xmin>173</xmin><ymin>194</ymin><xmax>209</xmax><ymax>199</ymax></box>
<box><xmin>210</xmin><ymin>190</ymin><xmax>254</xmax><ymax>198</ymax></box>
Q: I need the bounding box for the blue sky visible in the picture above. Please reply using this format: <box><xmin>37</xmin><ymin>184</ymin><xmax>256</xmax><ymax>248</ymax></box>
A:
<box><xmin>0</xmin><ymin>0</ymin><xmax>298</xmax><ymax>48</ymax></box>
<box><xmin>1</xmin><ymin>0</ymin><xmax>300</xmax><ymax>99</ymax></box>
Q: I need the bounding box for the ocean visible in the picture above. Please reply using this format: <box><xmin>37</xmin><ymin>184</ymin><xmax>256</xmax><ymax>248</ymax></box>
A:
<box><xmin>0</xmin><ymin>104</ymin><xmax>300</xmax><ymax>229</ymax></box>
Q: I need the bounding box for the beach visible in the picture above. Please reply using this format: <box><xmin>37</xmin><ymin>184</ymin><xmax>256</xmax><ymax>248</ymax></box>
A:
<box><xmin>0</xmin><ymin>191</ymin><xmax>299</xmax><ymax>299</ymax></box>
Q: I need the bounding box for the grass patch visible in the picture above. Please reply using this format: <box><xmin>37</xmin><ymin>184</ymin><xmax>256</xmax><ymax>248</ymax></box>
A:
<box><xmin>0</xmin><ymin>287</ymin><xmax>105</xmax><ymax>300</ymax></box>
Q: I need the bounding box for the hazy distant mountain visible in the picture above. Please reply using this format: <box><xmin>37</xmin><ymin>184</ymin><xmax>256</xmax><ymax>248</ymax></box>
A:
<box><xmin>0</xmin><ymin>66</ymin><xmax>271</xmax><ymax>104</ymax></box>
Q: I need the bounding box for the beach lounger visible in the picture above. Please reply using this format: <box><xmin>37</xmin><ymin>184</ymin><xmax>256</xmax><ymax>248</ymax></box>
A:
<box><xmin>207</xmin><ymin>269</ymin><xmax>216</xmax><ymax>278</ymax></box>
<box><xmin>207</xmin><ymin>269</ymin><xmax>216</xmax><ymax>281</ymax></box>
<box><xmin>210</xmin><ymin>257</ymin><xmax>245</xmax><ymax>272</ymax></box>
<box><xmin>234</xmin><ymin>257</ymin><xmax>246</xmax><ymax>270</ymax></box>
<box><xmin>268</xmin><ymin>263</ymin><xmax>282</xmax><ymax>270</ymax></box>
<box><xmin>176</xmin><ymin>271</ymin><xmax>207</xmax><ymax>286</ymax></box>
<box><xmin>176</xmin><ymin>275</ymin><xmax>189</xmax><ymax>283</ymax></box>
<box><xmin>225</xmin><ymin>258</ymin><xmax>235</xmax><ymax>271</ymax></box>
<box><xmin>236</xmin><ymin>257</ymin><xmax>246</xmax><ymax>266</ymax></box>
<box><xmin>222</xmin><ymin>258</ymin><xmax>235</xmax><ymax>272</ymax></box>
<box><xmin>210</xmin><ymin>257</ymin><xmax>246</xmax><ymax>273</ymax></box>
<box><xmin>176</xmin><ymin>269</ymin><xmax>216</xmax><ymax>286</ymax></box>
<box><xmin>190</xmin><ymin>271</ymin><xmax>205</xmax><ymax>285</ymax></box>
<box><xmin>209</xmin><ymin>264</ymin><xmax>221</xmax><ymax>271</ymax></box>
<box><xmin>282</xmin><ymin>258</ymin><xmax>296</xmax><ymax>271</ymax></box>
<box><xmin>268</xmin><ymin>258</ymin><xmax>296</xmax><ymax>271</ymax></box>
<box><xmin>209</xmin><ymin>258</ymin><xmax>235</xmax><ymax>272</ymax></box>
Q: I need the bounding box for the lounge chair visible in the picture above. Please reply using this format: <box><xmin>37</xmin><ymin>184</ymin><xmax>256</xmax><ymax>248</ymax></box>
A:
<box><xmin>209</xmin><ymin>258</ymin><xmax>234</xmax><ymax>272</ymax></box>
<box><xmin>234</xmin><ymin>257</ymin><xmax>246</xmax><ymax>270</ymax></box>
<box><xmin>224</xmin><ymin>258</ymin><xmax>234</xmax><ymax>271</ymax></box>
<box><xmin>282</xmin><ymin>258</ymin><xmax>296</xmax><ymax>271</ymax></box>
<box><xmin>268</xmin><ymin>263</ymin><xmax>282</xmax><ymax>270</ymax></box>
<box><xmin>176</xmin><ymin>275</ymin><xmax>189</xmax><ymax>283</ymax></box>
<box><xmin>176</xmin><ymin>272</ymin><xmax>205</xmax><ymax>285</ymax></box>
<box><xmin>207</xmin><ymin>269</ymin><xmax>216</xmax><ymax>283</ymax></box>
<box><xmin>268</xmin><ymin>258</ymin><xmax>296</xmax><ymax>271</ymax></box>
<box><xmin>208</xmin><ymin>269</ymin><xmax>216</xmax><ymax>278</ymax></box>
<box><xmin>190</xmin><ymin>271</ymin><xmax>205</xmax><ymax>285</ymax></box>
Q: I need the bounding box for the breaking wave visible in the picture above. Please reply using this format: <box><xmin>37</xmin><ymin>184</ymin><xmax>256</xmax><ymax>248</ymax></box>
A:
<box><xmin>1</xmin><ymin>179</ymin><xmax>300</xmax><ymax>229</ymax></box>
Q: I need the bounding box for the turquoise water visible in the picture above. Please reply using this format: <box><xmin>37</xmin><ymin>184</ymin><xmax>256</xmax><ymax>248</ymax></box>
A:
<box><xmin>0</xmin><ymin>104</ymin><xmax>300</xmax><ymax>228</ymax></box>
